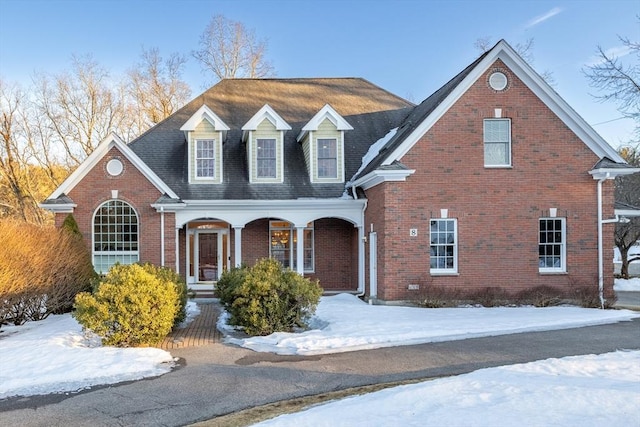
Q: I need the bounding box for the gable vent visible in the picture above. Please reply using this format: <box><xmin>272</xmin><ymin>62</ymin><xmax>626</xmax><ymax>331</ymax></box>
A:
<box><xmin>489</xmin><ymin>72</ymin><xmax>508</xmax><ymax>91</ymax></box>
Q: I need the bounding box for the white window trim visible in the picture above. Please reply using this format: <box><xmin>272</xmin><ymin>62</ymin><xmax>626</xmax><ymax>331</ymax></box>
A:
<box><xmin>269</xmin><ymin>220</ymin><xmax>315</xmax><ymax>273</ymax></box>
<box><xmin>483</xmin><ymin>118</ymin><xmax>512</xmax><ymax>168</ymax></box>
<box><xmin>538</xmin><ymin>217</ymin><xmax>566</xmax><ymax>273</ymax></box>
<box><xmin>92</xmin><ymin>200</ymin><xmax>140</xmax><ymax>274</ymax></box>
<box><xmin>429</xmin><ymin>218</ymin><xmax>458</xmax><ymax>274</ymax></box>
<box><xmin>194</xmin><ymin>138</ymin><xmax>216</xmax><ymax>180</ymax></box>
<box><xmin>316</xmin><ymin>138</ymin><xmax>338</xmax><ymax>179</ymax></box>
<box><xmin>256</xmin><ymin>138</ymin><xmax>278</xmax><ymax>179</ymax></box>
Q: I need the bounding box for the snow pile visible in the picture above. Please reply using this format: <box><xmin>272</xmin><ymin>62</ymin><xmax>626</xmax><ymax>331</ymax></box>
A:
<box><xmin>0</xmin><ymin>313</ymin><xmax>175</xmax><ymax>399</ymax></box>
<box><xmin>253</xmin><ymin>350</ymin><xmax>640</xmax><ymax>427</ymax></box>
<box><xmin>341</xmin><ymin>127</ymin><xmax>399</xmax><ymax>198</ymax></box>
<box><xmin>614</xmin><ymin>277</ymin><xmax>640</xmax><ymax>291</ymax></box>
<box><xmin>223</xmin><ymin>293</ymin><xmax>640</xmax><ymax>355</ymax></box>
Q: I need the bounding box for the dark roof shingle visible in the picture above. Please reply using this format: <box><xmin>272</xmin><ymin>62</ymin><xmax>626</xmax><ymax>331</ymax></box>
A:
<box><xmin>129</xmin><ymin>78</ymin><xmax>413</xmax><ymax>200</ymax></box>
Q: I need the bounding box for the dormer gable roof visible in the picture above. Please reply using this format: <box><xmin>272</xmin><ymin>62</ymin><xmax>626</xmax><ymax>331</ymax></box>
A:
<box><xmin>180</xmin><ymin>104</ymin><xmax>230</xmax><ymax>140</ymax></box>
<box><xmin>297</xmin><ymin>104</ymin><xmax>354</xmax><ymax>142</ymax></box>
<box><xmin>241</xmin><ymin>104</ymin><xmax>292</xmax><ymax>142</ymax></box>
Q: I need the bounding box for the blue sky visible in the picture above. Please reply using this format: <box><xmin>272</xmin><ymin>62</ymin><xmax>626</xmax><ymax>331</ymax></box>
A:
<box><xmin>0</xmin><ymin>0</ymin><xmax>637</xmax><ymax>147</ymax></box>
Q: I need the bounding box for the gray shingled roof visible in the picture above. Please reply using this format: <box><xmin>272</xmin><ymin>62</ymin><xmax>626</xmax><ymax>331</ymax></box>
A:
<box><xmin>128</xmin><ymin>78</ymin><xmax>413</xmax><ymax>200</ymax></box>
<box><xmin>352</xmin><ymin>51</ymin><xmax>489</xmax><ymax>181</ymax></box>
<box><xmin>592</xmin><ymin>157</ymin><xmax>639</xmax><ymax>171</ymax></box>
<box><xmin>40</xmin><ymin>194</ymin><xmax>75</xmax><ymax>205</ymax></box>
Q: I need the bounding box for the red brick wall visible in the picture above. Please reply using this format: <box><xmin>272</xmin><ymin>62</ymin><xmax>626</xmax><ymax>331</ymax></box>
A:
<box><xmin>308</xmin><ymin>218</ymin><xmax>356</xmax><ymax>290</ymax></box>
<box><xmin>61</xmin><ymin>146</ymin><xmax>165</xmax><ymax>268</ymax></box>
<box><xmin>238</xmin><ymin>218</ymin><xmax>357</xmax><ymax>291</ymax></box>
<box><xmin>364</xmin><ymin>60</ymin><xmax>614</xmax><ymax>301</ymax></box>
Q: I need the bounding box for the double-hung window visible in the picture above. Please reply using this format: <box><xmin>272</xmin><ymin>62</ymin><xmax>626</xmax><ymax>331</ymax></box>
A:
<box><xmin>484</xmin><ymin>119</ymin><xmax>511</xmax><ymax>167</ymax></box>
<box><xmin>196</xmin><ymin>139</ymin><xmax>215</xmax><ymax>178</ymax></box>
<box><xmin>93</xmin><ymin>200</ymin><xmax>139</xmax><ymax>274</ymax></box>
<box><xmin>256</xmin><ymin>138</ymin><xmax>277</xmax><ymax>178</ymax></box>
<box><xmin>269</xmin><ymin>221</ymin><xmax>314</xmax><ymax>272</ymax></box>
<box><xmin>430</xmin><ymin>219</ymin><xmax>457</xmax><ymax>273</ymax></box>
<box><xmin>539</xmin><ymin>218</ymin><xmax>566</xmax><ymax>272</ymax></box>
<box><xmin>317</xmin><ymin>138</ymin><xmax>337</xmax><ymax>178</ymax></box>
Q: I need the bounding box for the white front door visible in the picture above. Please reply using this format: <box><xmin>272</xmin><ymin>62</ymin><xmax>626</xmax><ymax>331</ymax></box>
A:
<box><xmin>197</xmin><ymin>231</ymin><xmax>220</xmax><ymax>282</ymax></box>
<box><xmin>187</xmin><ymin>228</ymin><xmax>229</xmax><ymax>287</ymax></box>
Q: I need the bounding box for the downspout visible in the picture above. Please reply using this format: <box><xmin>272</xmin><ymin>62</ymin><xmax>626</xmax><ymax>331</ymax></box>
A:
<box><xmin>357</xmin><ymin>197</ymin><xmax>367</xmax><ymax>297</ymax></box>
<box><xmin>160</xmin><ymin>206</ymin><xmax>165</xmax><ymax>267</ymax></box>
<box><xmin>597</xmin><ymin>177</ymin><xmax>604</xmax><ymax>309</ymax></box>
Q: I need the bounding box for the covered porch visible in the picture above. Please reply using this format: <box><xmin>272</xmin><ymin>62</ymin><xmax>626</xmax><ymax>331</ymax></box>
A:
<box><xmin>166</xmin><ymin>199</ymin><xmax>367</xmax><ymax>295</ymax></box>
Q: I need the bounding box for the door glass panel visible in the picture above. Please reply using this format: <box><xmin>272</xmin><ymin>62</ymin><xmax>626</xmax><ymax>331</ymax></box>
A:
<box><xmin>198</xmin><ymin>233</ymin><xmax>218</xmax><ymax>281</ymax></box>
<box><xmin>189</xmin><ymin>233</ymin><xmax>194</xmax><ymax>277</ymax></box>
<box><xmin>222</xmin><ymin>234</ymin><xmax>228</xmax><ymax>274</ymax></box>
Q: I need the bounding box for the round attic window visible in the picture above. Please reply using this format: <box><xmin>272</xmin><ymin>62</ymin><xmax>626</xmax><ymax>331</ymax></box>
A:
<box><xmin>106</xmin><ymin>158</ymin><xmax>124</xmax><ymax>176</ymax></box>
<box><xmin>489</xmin><ymin>72</ymin><xmax>508</xmax><ymax>91</ymax></box>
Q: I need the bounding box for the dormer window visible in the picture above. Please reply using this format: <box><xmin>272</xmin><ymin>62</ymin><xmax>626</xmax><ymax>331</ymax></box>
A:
<box><xmin>257</xmin><ymin>138</ymin><xmax>277</xmax><ymax>178</ymax></box>
<box><xmin>196</xmin><ymin>139</ymin><xmax>216</xmax><ymax>177</ymax></box>
<box><xmin>317</xmin><ymin>138</ymin><xmax>337</xmax><ymax>178</ymax></box>
<box><xmin>242</xmin><ymin>105</ymin><xmax>291</xmax><ymax>183</ymax></box>
<box><xmin>181</xmin><ymin>105</ymin><xmax>229</xmax><ymax>184</ymax></box>
<box><xmin>298</xmin><ymin>104</ymin><xmax>352</xmax><ymax>184</ymax></box>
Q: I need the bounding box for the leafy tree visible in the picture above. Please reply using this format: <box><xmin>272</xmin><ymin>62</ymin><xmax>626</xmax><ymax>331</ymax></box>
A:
<box><xmin>193</xmin><ymin>14</ymin><xmax>275</xmax><ymax>83</ymax></box>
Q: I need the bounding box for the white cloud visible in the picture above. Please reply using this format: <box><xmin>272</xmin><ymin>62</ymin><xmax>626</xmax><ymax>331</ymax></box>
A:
<box><xmin>584</xmin><ymin>44</ymin><xmax>634</xmax><ymax>67</ymax></box>
<box><xmin>525</xmin><ymin>7</ymin><xmax>563</xmax><ymax>29</ymax></box>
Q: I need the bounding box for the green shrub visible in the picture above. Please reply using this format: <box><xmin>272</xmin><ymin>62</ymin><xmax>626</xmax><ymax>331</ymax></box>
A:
<box><xmin>61</xmin><ymin>213</ymin><xmax>82</xmax><ymax>239</ymax></box>
<box><xmin>73</xmin><ymin>263</ymin><xmax>179</xmax><ymax>347</ymax></box>
<box><xmin>218</xmin><ymin>258</ymin><xmax>322</xmax><ymax>336</ymax></box>
<box><xmin>138</xmin><ymin>263</ymin><xmax>188</xmax><ymax>325</ymax></box>
<box><xmin>215</xmin><ymin>263</ymin><xmax>248</xmax><ymax>307</ymax></box>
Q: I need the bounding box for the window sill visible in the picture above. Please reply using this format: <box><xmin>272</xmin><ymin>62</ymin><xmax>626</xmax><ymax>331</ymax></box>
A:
<box><xmin>484</xmin><ymin>165</ymin><xmax>512</xmax><ymax>169</ymax></box>
<box><xmin>430</xmin><ymin>271</ymin><xmax>459</xmax><ymax>276</ymax></box>
<box><xmin>538</xmin><ymin>271</ymin><xmax>568</xmax><ymax>275</ymax></box>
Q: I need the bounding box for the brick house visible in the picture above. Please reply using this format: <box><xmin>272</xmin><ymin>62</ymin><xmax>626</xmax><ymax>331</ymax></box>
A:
<box><xmin>42</xmin><ymin>40</ymin><xmax>638</xmax><ymax>303</ymax></box>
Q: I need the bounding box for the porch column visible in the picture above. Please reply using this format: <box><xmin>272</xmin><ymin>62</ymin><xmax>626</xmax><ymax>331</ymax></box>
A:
<box><xmin>295</xmin><ymin>225</ymin><xmax>305</xmax><ymax>275</ymax></box>
<box><xmin>233</xmin><ymin>225</ymin><xmax>243</xmax><ymax>267</ymax></box>
<box><xmin>160</xmin><ymin>207</ymin><xmax>165</xmax><ymax>266</ymax></box>
<box><xmin>175</xmin><ymin>226</ymin><xmax>180</xmax><ymax>273</ymax></box>
<box><xmin>358</xmin><ymin>225</ymin><xmax>365</xmax><ymax>294</ymax></box>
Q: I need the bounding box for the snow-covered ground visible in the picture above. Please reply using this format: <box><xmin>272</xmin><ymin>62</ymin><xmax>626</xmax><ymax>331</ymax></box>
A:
<box><xmin>221</xmin><ymin>293</ymin><xmax>640</xmax><ymax>355</ymax></box>
<box><xmin>252</xmin><ymin>350</ymin><xmax>640</xmax><ymax>427</ymax></box>
<box><xmin>0</xmin><ymin>301</ymin><xmax>200</xmax><ymax>399</ymax></box>
<box><xmin>614</xmin><ymin>277</ymin><xmax>640</xmax><ymax>291</ymax></box>
<box><xmin>1</xmin><ymin>295</ymin><xmax>639</xmax><ymax>419</ymax></box>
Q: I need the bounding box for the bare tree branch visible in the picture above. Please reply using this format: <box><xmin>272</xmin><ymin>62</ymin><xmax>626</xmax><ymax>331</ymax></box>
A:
<box><xmin>193</xmin><ymin>14</ymin><xmax>275</xmax><ymax>83</ymax></box>
<box><xmin>127</xmin><ymin>47</ymin><xmax>191</xmax><ymax>128</ymax></box>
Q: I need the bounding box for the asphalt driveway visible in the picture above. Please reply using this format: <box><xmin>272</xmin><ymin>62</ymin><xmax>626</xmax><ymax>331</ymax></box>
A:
<box><xmin>1</xmin><ymin>318</ymin><xmax>639</xmax><ymax>427</ymax></box>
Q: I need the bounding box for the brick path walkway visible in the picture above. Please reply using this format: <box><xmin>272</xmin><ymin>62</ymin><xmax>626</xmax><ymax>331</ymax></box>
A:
<box><xmin>159</xmin><ymin>301</ymin><xmax>222</xmax><ymax>349</ymax></box>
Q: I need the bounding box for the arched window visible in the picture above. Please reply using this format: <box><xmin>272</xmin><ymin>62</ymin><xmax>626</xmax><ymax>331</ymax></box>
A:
<box><xmin>93</xmin><ymin>200</ymin><xmax>139</xmax><ymax>274</ymax></box>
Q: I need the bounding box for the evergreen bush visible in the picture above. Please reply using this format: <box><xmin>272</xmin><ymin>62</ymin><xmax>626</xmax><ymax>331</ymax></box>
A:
<box><xmin>218</xmin><ymin>258</ymin><xmax>322</xmax><ymax>336</ymax></box>
<box><xmin>138</xmin><ymin>262</ymin><xmax>188</xmax><ymax>325</ymax></box>
<box><xmin>73</xmin><ymin>263</ymin><xmax>179</xmax><ymax>347</ymax></box>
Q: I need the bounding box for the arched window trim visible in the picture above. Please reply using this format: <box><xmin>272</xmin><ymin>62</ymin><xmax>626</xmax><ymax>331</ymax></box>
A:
<box><xmin>92</xmin><ymin>199</ymin><xmax>139</xmax><ymax>274</ymax></box>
